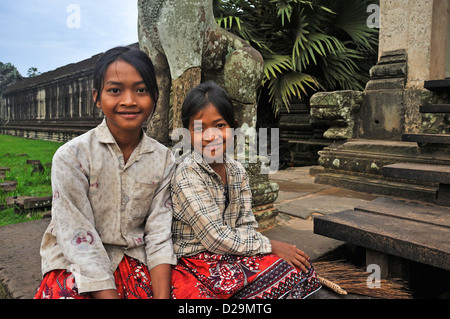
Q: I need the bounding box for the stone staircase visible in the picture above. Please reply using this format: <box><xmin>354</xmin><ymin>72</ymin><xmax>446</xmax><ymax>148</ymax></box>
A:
<box><xmin>314</xmin><ymin>197</ymin><xmax>449</xmax><ymax>272</ymax></box>
<box><xmin>314</xmin><ymin>82</ymin><xmax>450</xmax><ymax>204</ymax></box>
<box><xmin>314</xmin><ymin>139</ymin><xmax>447</xmax><ymax>203</ymax></box>
<box><xmin>382</xmin><ymin>163</ymin><xmax>450</xmax><ymax>207</ymax></box>
<box><xmin>313</xmin><ymin>79</ymin><xmax>450</xmax><ymax>279</ymax></box>
<box><xmin>381</xmin><ymin>79</ymin><xmax>450</xmax><ymax>207</ymax></box>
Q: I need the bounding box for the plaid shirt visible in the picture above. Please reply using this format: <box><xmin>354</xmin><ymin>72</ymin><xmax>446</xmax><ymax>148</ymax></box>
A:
<box><xmin>171</xmin><ymin>151</ymin><xmax>272</xmax><ymax>258</ymax></box>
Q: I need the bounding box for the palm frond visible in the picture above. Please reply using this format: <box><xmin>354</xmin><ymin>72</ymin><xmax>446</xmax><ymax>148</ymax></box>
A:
<box><xmin>264</xmin><ymin>54</ymin><xmax>293</xmax><ymax>79</ymax></box>
<box><xmin>215</xmin><ymin>0</ymin><xmax>378</xmax><ymax>111</ymax></box>
<box><xmin>217</xmin><ymin>15</ymin><xmax>242</xmax><ymax>30</ymax></box>
<box><xmin>265</xmin><ymin>71</ymin><xmax>319</xmax><ymax>113</ymax></box>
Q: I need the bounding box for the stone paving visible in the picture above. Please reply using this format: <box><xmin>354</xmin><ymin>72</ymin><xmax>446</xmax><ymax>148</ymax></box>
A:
<box><xmin>264</xmin><ymin>166</ymin><xmax>379</xmax><ymax>260</ymax></box>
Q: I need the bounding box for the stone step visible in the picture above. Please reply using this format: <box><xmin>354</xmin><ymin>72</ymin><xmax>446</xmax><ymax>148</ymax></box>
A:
<box><xmin>420</xmin><ymin>104</ymin><xmax>450</xmax><ymax>113</ymax></box>
<box><xmin>285</xmin><ymin>139</ymin><xmax>331</xmax><ymax>147</ymax></box>
<box><xmin>382</xmin><ymin>163</ymin><xmax>450</xmax><ymax>184</ymax></box>
<box><xmin>315</xmin><ymin>171</ymin><xmax>437</xmax><ymax>203</ymax></box>
<box><xmin>280</xmin><ymin>133</ymin><xmax>314</xmax><ymax>141</ymax></box>
<box><xmin>320</xmin><ymin>139</ymin><xmax>422</xmax><ymax>159</ymax></box>
<box><xmin>0</xmin><ymin>181</ymin><xmax>17</xmax><ymax>192</ymax></box>
<box><xmin>0</xmin><ymin>196</ymin><xmax>53</xmax><ymax>214</ymax></box>
<box><xmin>382</xmin><ymin>163</ymin><xmax>450</xmax><ymax>206</ymax></box>
<box><xmin>424</xmin><ymin>79</ymin><xmax>450</xmax><ymax>92</ymax></box>
<box><xmin>318</xmin><ymin>143</ymin><xmax>450</xmax><ymax>178</ymax></box>
<box><xmin>354</xmin><ymin>197</ymin><xmax>450</xmax><ymax>228</ymax></box>
<box><xmin>14</xmin><ymin>196</ymin><xmax>53</xmax><ymax>214</ymax></box>
<box><xmin>279</xmin><ymin>122</ymin><xmax>313</xmax><ymax>130</ymax></box>
<box><xmin>402</xmin><ymin>133</ymin><xmax>450</xmax><ymax>144</ymax></box>
<box><xmin>315</xmin><ymin>139</ymin><xmax>450</xmax><ymax>205</ymax></box>
<box><xmin>313</xmin><ymin>198</ymin><xmax>450</xmax><ymax>271</ymax></box>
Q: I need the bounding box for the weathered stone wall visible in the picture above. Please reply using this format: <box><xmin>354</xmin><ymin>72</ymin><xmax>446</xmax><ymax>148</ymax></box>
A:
<box><xmin>4</xmin><ymin>70</ymin><xmax>95</xmax><ymax>122</ymax></box>
<box><xmin>322</xmin><ymin>0</ymin><xmax>450</xmax><ymax>141</ymax></box>
<box><xmin>356</xmin><ymin>49</ymin><xmax>407</xmax><ymax>140</ymax></box>
<box><xmin>378</xmin><ymin>0</ymin><xmax>450</xmax><ymax>135</ymax></box>
<box><xmin>421</xmin><ymin>89</ymin><xmax>450</xmax><ymax>134</ymax></box>
<box><xmin>1</xmin><ymin>69</ymin><xmax>99</xmax><ymax>142</ymax></box>
<box><xmin>310</xmin><ymin>90</ymin><xmax>364</xmax><ymax>140</ymax></box>
<box><xmin>0</xmin><ymin>47</ymin><xmax>123</xmax><ymax>142</ymax></box>
<box><xmin>0</xmin><ymin>64</ymin><xmax>23</xmax><ymax>123</ymax></box>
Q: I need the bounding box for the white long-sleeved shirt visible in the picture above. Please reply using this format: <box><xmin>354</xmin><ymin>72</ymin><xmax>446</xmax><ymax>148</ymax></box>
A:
<box><xmin>39</xmin><ymin>119</ymin><xmax>177</xmax><ymax>294</ymax></box>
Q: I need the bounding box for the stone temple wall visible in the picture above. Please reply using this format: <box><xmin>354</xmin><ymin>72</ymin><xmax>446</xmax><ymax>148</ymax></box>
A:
<box><xmin>0</xmin><ymin>44</ymin><xmax>140</xmax><ymax>143</ymax></box>
<box><xmin>377</xmin><ymin>0</ymin><xmax>450</xmax><ymax>136</ymax></box>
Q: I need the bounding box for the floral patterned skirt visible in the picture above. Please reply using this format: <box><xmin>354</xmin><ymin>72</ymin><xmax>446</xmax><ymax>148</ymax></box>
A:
<box><xmin>170</xmin><ymin>252</ymin><xmax>321</xmax><ymax>299</ymax></box>
<box><xmin>34</xmin><ymin>256</ymin><xmax>154</xmax><ymax>299</ymax></box>
<box><xmin>34</xmin><ymin>252</ymin><xmax>321</xmax><ymax>299</ymax></box>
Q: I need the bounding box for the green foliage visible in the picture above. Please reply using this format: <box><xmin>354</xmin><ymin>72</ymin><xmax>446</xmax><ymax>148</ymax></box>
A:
<box><xmin>0</xmin><ymin>62</ymin><xmax>23</xmax><ymax>87</ymax></box>
<box><xmin>215</xmin><ymin>0</ymin><xmax>379</xmax><ymax>112</ymax></box>
<box><xmin>0</xmin><ymin>135</ymin><xmax>63</xmax><ymax>227</ymax></box>
<box><xmin>27</xmin><ymin>67</ymin><xmax>41</xmax><ymax>77</ymax></box>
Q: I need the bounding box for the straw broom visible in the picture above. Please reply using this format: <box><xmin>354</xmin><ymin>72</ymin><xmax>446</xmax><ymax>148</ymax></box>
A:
<box><xmin>317</xmin><ymin>275</ymin><xmax>348</xmax><ymax>295</ymax></box>
<box><xmin>313</xmin><ymin>260</ymin><xmax>412</xmax><ymax>299</ymax></box>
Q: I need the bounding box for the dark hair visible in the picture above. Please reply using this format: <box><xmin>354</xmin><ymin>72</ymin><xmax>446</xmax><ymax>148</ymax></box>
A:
<box><xmin>181</xmin><ymin>81</ymin><xmax>236</xmax><ymax>129</ymax></box>
<box><xmin>93</xmin><ymin>46</ymin><xmax>159</xmax><ymax>110</ymax></box>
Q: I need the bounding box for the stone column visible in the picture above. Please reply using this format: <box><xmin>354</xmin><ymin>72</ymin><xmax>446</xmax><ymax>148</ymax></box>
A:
<box><xmin>357</xmin><ymin>49</ymin><xmax>407</xmax><ymax>140</ymax></box>
<box><xmin>374</xmin><ymin>0</ymin><xmax>449</xmax><ymax>136</ymax></box>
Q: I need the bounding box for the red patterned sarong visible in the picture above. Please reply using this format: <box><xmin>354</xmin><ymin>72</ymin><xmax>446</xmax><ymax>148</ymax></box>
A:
<box><xmin>35</xmin><ymin>253</ymin><xmax>321</xmax><ymax>299</ymax></box>
<box><xmin>34</xmin><ymin>256</ymin><xmax>154</xmax><ymax>299</ymax></box>
<box><xmin>170</xmin><ymin>252</ymin><xmax>321</xmax><ymax>299</ymax></box>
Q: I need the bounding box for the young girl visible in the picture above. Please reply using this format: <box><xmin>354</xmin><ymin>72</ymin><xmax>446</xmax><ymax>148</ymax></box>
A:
<box><xmin>170</xmin><ymin>81</ymin><xmax>321</xmax><ymax>299</ymax></box>
<box><xmin>34</xmin><ymin>46</ymin><xmax>177</xmax><ymax>299</ymax></box>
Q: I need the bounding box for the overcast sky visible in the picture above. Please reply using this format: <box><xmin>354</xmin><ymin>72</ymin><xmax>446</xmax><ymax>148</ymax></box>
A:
<box><xmin>0</xmin><ymin>0</ymin><xmax>139</xmax><ymax>76</ymax></box>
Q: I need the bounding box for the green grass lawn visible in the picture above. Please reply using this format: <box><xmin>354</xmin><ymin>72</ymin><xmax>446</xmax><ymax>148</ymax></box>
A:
<box><xmin>0</xmin><ymin>135</ymin><xmax>64</xmax><ymax>227</ymax></box>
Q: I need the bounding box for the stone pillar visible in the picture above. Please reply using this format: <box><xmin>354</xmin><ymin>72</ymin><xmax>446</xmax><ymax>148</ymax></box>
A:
<box><xmin>357</xmin><ymin>49</ymin><xmax>407</xmax><ymax>140</ymax></box>
<box><xmin>244</xmin><ymin>157</ymin><xmax>280</xmax><ymax>230</ymax></box>
<box><xmin>374</xmin><ymin>0</ymin><xmax>450</xmax><ymax>136</ymax></box>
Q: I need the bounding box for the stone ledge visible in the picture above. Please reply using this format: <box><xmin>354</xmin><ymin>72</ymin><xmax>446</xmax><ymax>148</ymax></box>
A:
<box><xmin>382</xmin><ymin>162</ymin><xmax>450</xmax><ymax>184</ymax></box>
<box><xmin>314</xmin><ymin>198</ymin><xmax>450</xmax><ymax>271</ymax></box>
<box><xmin>315</xmin><ymin>171</ymin><xmax>437</xmax><ymax>203</ymax></box>
<box><xmin>402</xmin><ymin>133</ymin><xmax>450</xmax><ymax>144</ymax></box>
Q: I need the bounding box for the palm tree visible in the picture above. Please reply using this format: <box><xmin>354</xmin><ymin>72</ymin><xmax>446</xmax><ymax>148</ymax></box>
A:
<box><xmin>27</xmin><ymin>67</ymin><xmax>41</xmax><ymax>78</ymax></box>
<box><xmin>214</xmin><ymin>0</ymin><xmax>379</xmax><ymax>113</ymax></box>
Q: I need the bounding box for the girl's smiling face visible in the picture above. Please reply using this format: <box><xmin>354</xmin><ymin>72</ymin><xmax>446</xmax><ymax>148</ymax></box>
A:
<box><xmin>93</xmin><ymin>60</ymin><xmax>155</xmax><ymax>140</ymax></box>
<box><xmin>189</xmin><ymin>103</ymin><xmax>231</xmax><ymax>163</ymax></box>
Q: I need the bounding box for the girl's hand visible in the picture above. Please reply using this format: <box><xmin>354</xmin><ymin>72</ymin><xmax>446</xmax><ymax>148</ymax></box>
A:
<box><xmin>270</xmin><ymin>240</ymin><xmax>311</xmax><ymax>273</ymax></box>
